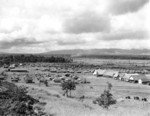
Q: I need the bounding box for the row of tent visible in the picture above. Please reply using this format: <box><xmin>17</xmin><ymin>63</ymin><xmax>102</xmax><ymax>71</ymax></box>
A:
<box><xmin>93</xmin><ymin>69</ymin><xmax>119</xmax><ymax>78</ymax></box>
<box><xmin>93</xmin><ymin>69</ymin><xmax>150</xmax><ymax>84</ymax></box>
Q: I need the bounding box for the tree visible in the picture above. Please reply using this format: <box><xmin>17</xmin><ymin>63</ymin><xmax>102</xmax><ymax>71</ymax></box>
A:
<box><xmin>93</xmin><ymin>82</ymin><xmax>116</xmax><ymax>109</ymax></box>
<box><xmin>0</xmin><ymin>54</ymin><xmax>73</xmax><ymax>64</ymax></box>
<box><xmin>61</xmin><ymin>80</ymin><xmax>76</xmax><ymax>97</ymax></box>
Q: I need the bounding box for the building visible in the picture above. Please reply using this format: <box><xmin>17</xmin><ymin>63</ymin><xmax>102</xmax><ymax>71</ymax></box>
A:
<box><xmin>10</xmin><ymin>68</ymin><xmax>28</xmax><ymax>72</ymax></box>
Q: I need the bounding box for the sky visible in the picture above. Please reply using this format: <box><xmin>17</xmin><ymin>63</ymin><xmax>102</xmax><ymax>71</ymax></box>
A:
<box><xmin>0</xmin><ymin>0</ymin><xmax>149</xmax><ymax>53</ymax></box>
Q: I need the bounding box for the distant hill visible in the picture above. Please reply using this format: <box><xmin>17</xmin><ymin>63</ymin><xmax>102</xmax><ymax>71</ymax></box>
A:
<box><xmin>43</xmin><ymin>49</ymin><xmax>150</xmax><ymax>56</ymax></box>
<box><xmin>1</xmin><ymin>49</ymin><xmax>150</xmax><ymax>56</ymax></box>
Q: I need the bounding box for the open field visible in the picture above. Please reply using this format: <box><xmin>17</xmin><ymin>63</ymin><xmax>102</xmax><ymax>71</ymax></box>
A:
<box><xmin>74</xmin><ymin>58</ymin><xmax>150</xmax><ymax>73</ymax></box>
<box><xmin>74</xmin><ymin>58</ymin><xmax>150</xmax><ymax>66</ymax></box>
<box><xmin>15</xmin><ymin>76</ymin><xmax>150</xmax><ymax>116</ymax></box>
<box><xmin>1</xmin><ymin>58</ymin><xmax>150</xmax><ymax>116</ymax></box>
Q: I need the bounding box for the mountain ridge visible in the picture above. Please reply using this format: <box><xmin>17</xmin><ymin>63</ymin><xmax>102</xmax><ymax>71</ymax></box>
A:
<box><xmin>43</xmin><ymin>49</ymin><xmax>150</xmax><ymax>56</ymax></box>
<box><xmin>1</xmin><ymin>49</ymin><xmax>150</xmax><ymax>55</ymax></box>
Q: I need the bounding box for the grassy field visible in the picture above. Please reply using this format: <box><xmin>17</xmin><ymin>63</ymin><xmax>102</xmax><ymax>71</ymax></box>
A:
<box><xmin>1</xmin><ymin>61</ymin><xmax>150</xmax><ymax>116</ymax></box>
<box><xmin>74</xmin><ymin>58</ymin><xmax>150</xmax><ymax>66</ymax></box>
<box><xmin>74</xmin><ymin>58</ymin><xmax>150</xmax><ymax>74</ymax></box>
<box><xmin>16</xmin><ymin>75</ymin><xmax>150</xmax><ymax>116</ymax></box>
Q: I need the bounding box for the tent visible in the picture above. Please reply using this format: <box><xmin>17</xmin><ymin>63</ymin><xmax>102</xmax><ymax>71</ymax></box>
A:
<box><xmin>103</xmin><ymin>70</ymin><xmax>115</xmax><ymax>78</ymax></box>
<box><xmin>138</xmin><ymin>78</ymin><xmax>150</xmax><ymax>84</ymax></box>
<box><xmin>129</xmin><ymin>74</ymin><xmax>148</xmax><ymax>83</ymax></box>
<box><xmin>93</xmin><ymin>69</ymin><xmax>106</xmax><ymax>76</ymax></box>
<box><xmin>113</xmin><ymin>71</ymin><xmax>119</xmax><ymax>79</ymax></box>
<box><xmin>122</xmin><ymin>74</ymin><xmax>132</xmax><ymax>81</ymax></box>
<box><xmin>118</xmin><ymin>73</ymin><xmax>126</xmax><ymax>80</ymax></box>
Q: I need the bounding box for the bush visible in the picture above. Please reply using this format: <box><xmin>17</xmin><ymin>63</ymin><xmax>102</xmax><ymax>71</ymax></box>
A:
<box><xmin>93</xmin><ymin>82</ymin><xmax>116</xmax><ymax>109</ymax></box>
<box><xmin>96</xmin><ymin>90</ymin><xmax>116</xmax><ymax>109</ymax></box>
<box><xmin>0</xmin><ymin>81</ymin><xmax>39</xmax><ymax>116</ymax></box>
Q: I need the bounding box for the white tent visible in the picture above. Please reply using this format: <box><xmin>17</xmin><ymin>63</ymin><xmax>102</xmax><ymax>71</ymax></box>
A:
<box><xmin>93</xmin><ymin>69</ymin><xmax>106</xmax><ymax>76</ymax></box>
<box><xmin>93</xmin><ymin>70</ymin><xmax>98</xmax><ymax>76</ymax></box>
<box><xmin>113</xmin><ymin>71</ymin><xmax>119</xmax><ymax>79</ymax></box>
<box><xmin>122</xmin><ymin>74</ymin><xmax>132</xmax><ymax>81</ymax></box>
<box><xmin>103</xmin><ymin>70</ymin><xmax>115</xmax><ymax>78</ymax></box>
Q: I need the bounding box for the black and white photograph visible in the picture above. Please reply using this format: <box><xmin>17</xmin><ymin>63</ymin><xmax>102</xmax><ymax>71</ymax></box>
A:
<box><xmin>0</xmin><ymin>0</ymin><xmax>150</xmax><ymax>116</ymax></box>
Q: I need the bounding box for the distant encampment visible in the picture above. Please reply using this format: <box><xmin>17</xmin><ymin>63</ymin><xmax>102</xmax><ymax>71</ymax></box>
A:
<box><xmin>93</xmin><ymin>69</ymin><xmax>150</xmax><ymax>84</ymax></box>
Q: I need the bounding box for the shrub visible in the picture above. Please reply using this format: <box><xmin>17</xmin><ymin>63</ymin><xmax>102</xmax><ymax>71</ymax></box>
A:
<box><xmin>0</xmin><ymin>81</ymin><xmax>39</xmax><ymax>116</ymax></box>
<box><xmin>96</xmin><ymin>90</ymin><xmax>116</xmax><ymax>109</ymax></box>
<box><xmin>93</xmin><ymin>82</ymin><xmax>116</xmax><ymax>109</ymax></box>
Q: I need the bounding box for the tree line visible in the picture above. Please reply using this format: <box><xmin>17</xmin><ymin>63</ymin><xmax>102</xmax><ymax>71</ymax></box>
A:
<box><xmin>77</xmin><ymin>55</ymin><xmax>150</xmax><ymax>60</ymax></box>
<box><xmin>0</xmin><ymin>54</ymin><xmax>73</xmax><ymax>66</ymax></box>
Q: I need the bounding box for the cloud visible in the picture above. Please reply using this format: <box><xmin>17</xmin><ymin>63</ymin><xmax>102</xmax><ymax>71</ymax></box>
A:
<box><xmin>105</xmin><ymin>39</ymin><xmax>150</xmax><ymax>49</ymax></box>
<box><xmin>108</xmin><ymin>0</ymin><xmax>149</xmax><ymax>15</ymax></box>
<box><xmin>0</xmin><ymin>38</ymin><xmax>42</xmax><ymax>49</ymax></box>
<box><xmin>64</xmin><ymin>11</ymin><xmax>111</xmax><ymax>34</ymax></box>
<box><xmin>100</xmin><ymin>30</ymin><xmax>149</xmax><ymax>41</ymax></box>
<box><xmin>0</xmin><ymin>0</ymin><xmax>149</xmax><ymax>53</ymax></box>
<box><xmin>57</xmin><ymin>38</ymin><xmax>86</xmax><ymax>45</ymax></box>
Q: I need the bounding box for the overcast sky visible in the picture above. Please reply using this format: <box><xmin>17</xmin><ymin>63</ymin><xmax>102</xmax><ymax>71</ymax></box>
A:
<box><xmin>0</xmin><ymin>0</ymin><xmax>149</xmax><ymax>53</ymax></box>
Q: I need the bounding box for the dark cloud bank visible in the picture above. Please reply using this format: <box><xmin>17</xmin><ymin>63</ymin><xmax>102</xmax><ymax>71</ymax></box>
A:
<box><xmin>64</xmin><ymin>11</ymin><xmax>111</xmax><ymax>34</ymax></box>
<box><xmin>109</xmin><ymin>0</ymin><xmax>149</xmax><ymax>15</ymax></box>
<box><xmin>0</xmin><ymin>38</ymin><xmax>42</xmax><ymax>49</ymax></box>
<box><xmin>100</xmin><ymin>30</ymin><xmax>149</xmax><ymax>41</ymax></box>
